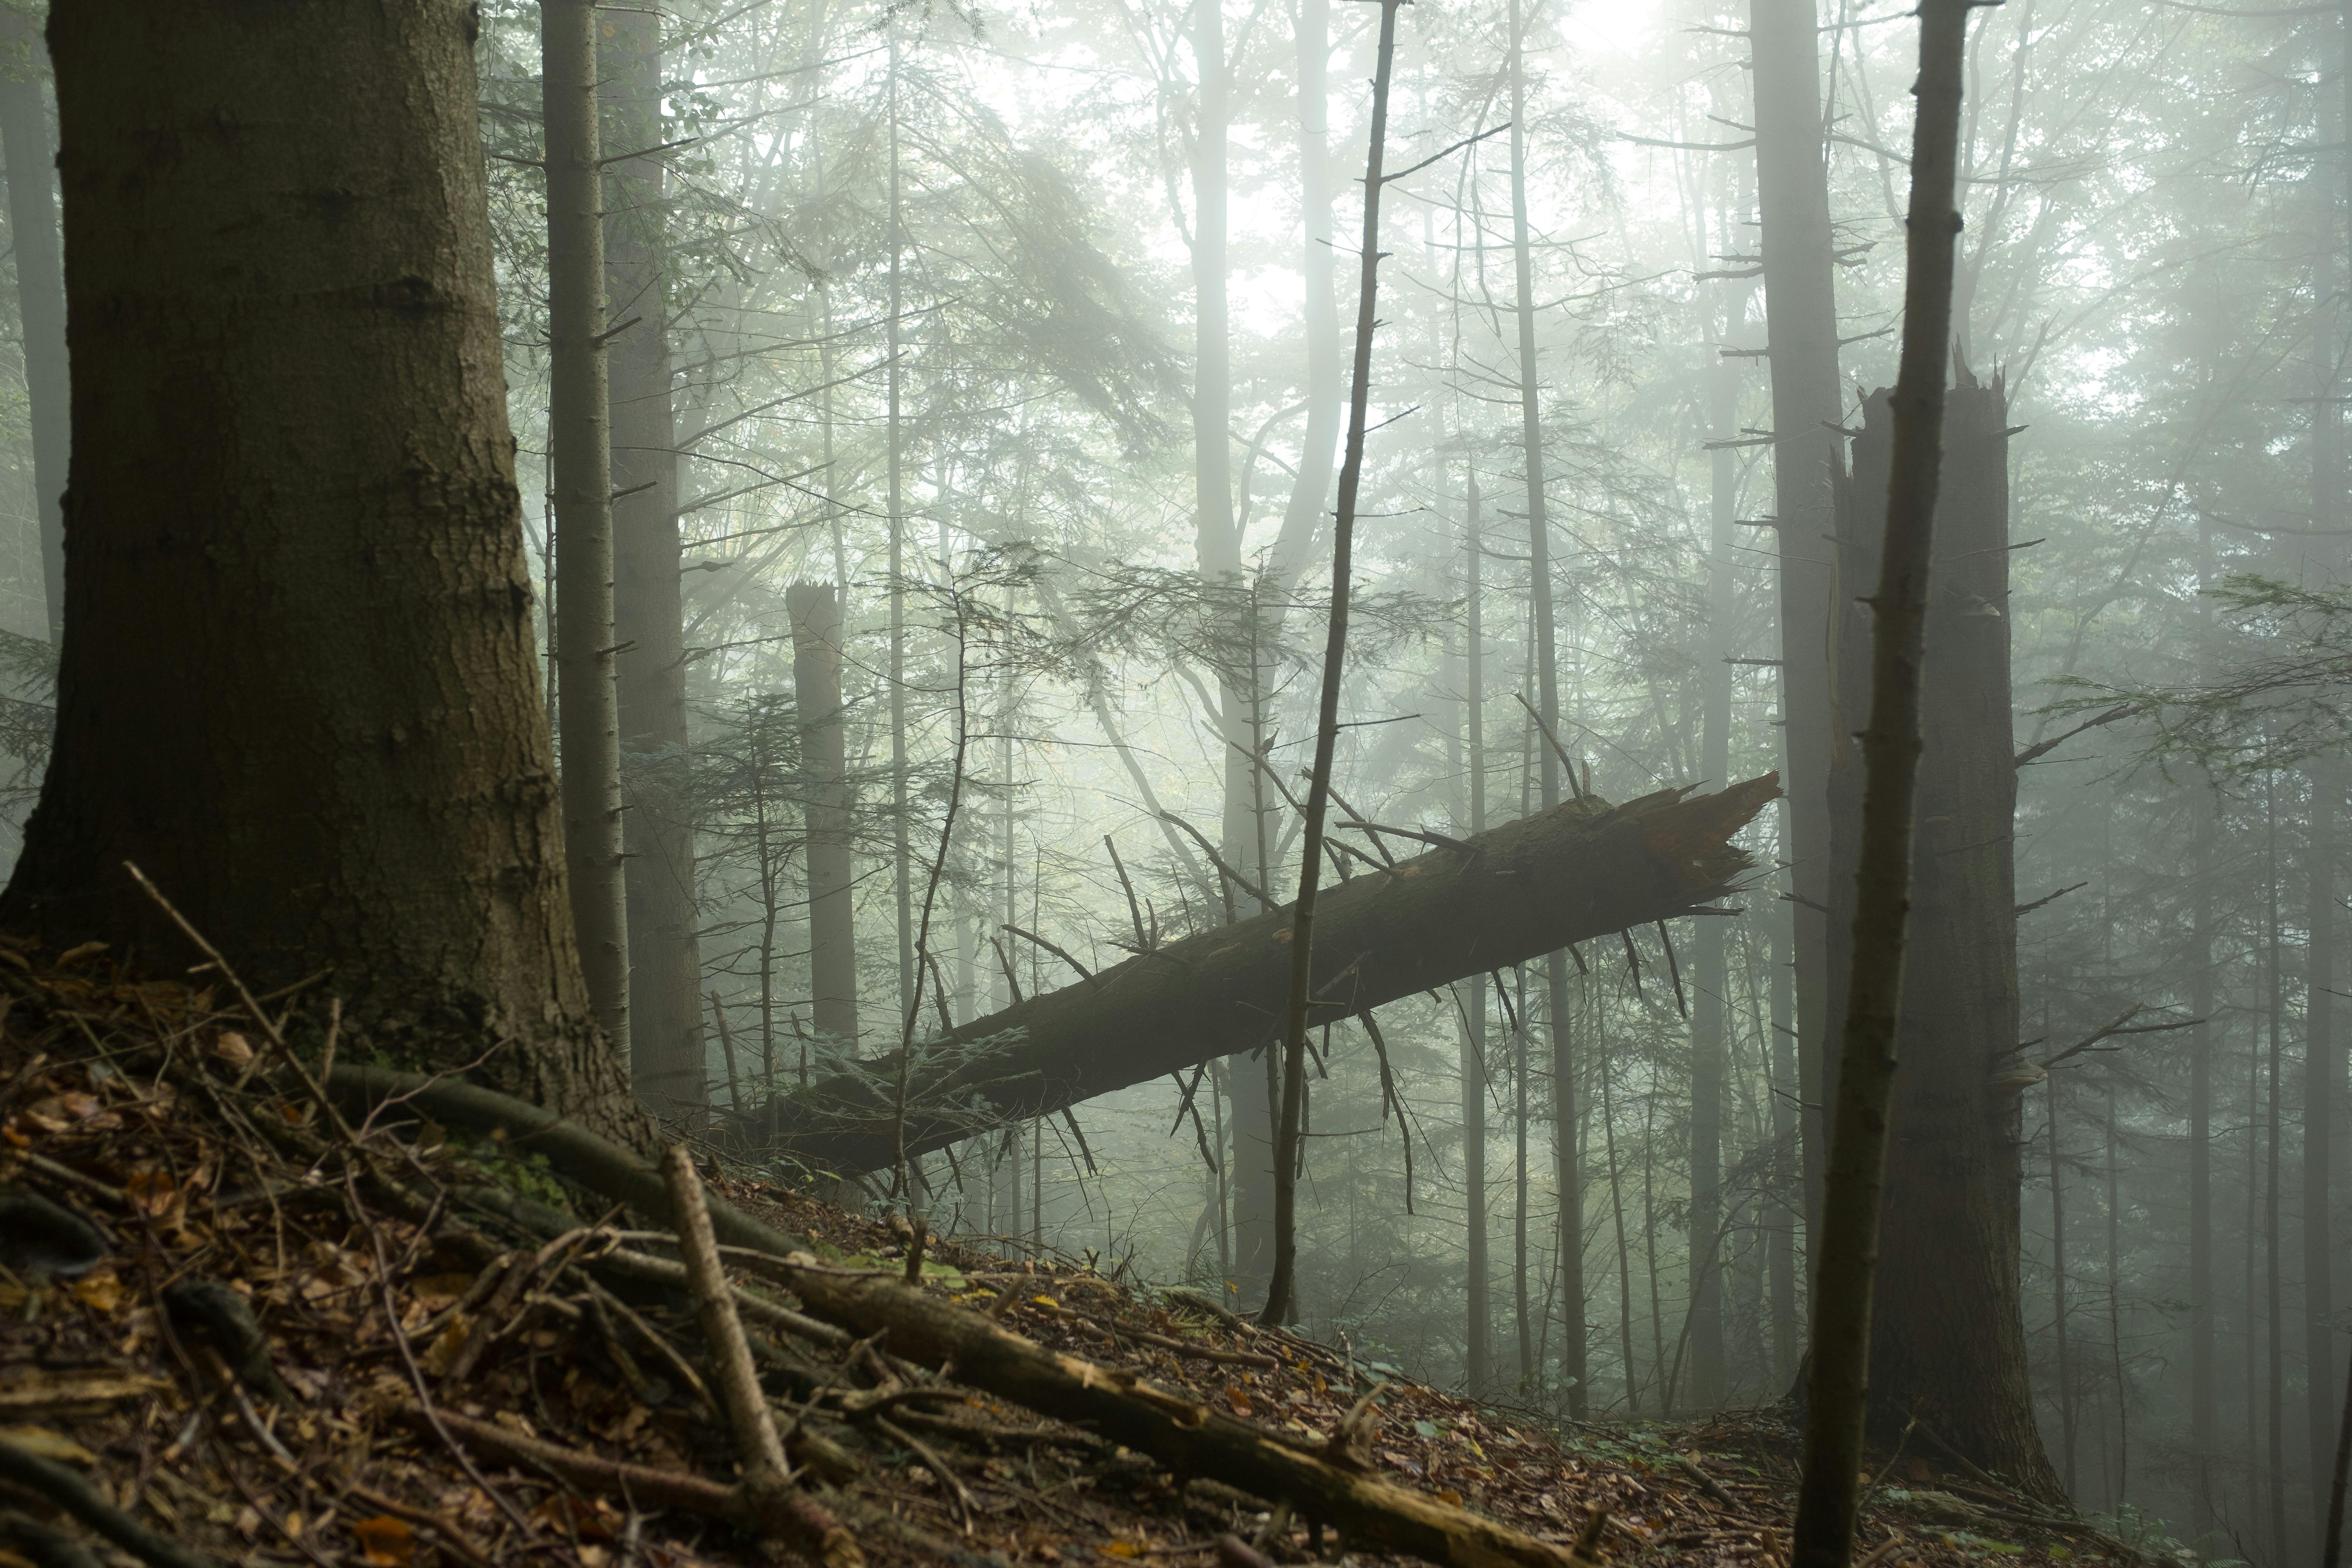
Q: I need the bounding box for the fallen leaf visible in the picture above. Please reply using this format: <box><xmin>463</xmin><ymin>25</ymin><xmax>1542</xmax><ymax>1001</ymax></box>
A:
<box><xmin>1437</xmin><ymin>1489</ymin><xmax>1463</xmax><ymax>1507</ymax></box>
<box><xmin>69</xmin><ymin>1270</ymin><xmax>123</xmax><ymax>1314</ymax></box>
<box><xmin>1104</xmin><ymin>1544</ymin><xmax>1140</xmax><ymax>1558</ymax></box>
<box><xmin>1223</xmin><ymin>1387</ymin><xmax>1251</xmax><ymax>1417</ymax></box>
<box><xmin>212</xmin><ymin>1031</ymin><xmax>254</xmax><ymax>1067</ymax></box>
<box><xmin>125</xmin><ymin>1169</ymin><xmax>176</xmax><ymax>1218</ymax></box>
<box><xmin>351</xmin><ymin>1515</ymin><xmax>415</xmax><ymax>1568</ymax></box>
<box><xmin>56</xmin><ymin>941</ymin><xmax>109</xmax><ymax>968</ymax></box>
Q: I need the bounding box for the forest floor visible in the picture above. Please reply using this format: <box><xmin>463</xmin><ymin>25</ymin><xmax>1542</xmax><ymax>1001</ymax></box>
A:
<box><xmin>0</xmin><ymin>940</ymin><xmax>2185</xmax><ymax>1568</ymax></box>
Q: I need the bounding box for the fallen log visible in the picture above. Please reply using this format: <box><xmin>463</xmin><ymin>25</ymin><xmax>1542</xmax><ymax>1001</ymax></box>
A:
<box><xmin>332</xmin><ymin>1070</ymin><xmax>1609</xmax><ymax>1568</ymax></box>
<box><xmin>739</xmin><ymin>773</ymin><xmax>1778</xmax><ymax>1172</ymax></box>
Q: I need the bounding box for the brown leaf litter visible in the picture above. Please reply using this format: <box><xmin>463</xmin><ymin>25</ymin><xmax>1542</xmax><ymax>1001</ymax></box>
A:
<box><xmin>0</xmin><ymin>935</ymin><xmax>2170</xmax><ymax>1568</ymax></box>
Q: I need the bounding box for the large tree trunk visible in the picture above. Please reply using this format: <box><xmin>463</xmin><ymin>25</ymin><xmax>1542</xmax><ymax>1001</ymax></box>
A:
<box><xmin>1749</xmin><ymin>0</ymin><xmax>1843</xmax><ymax>1255</ymax></box>
<box><xmin>0</xmin><ymin>15</ymin><xmax>65</xmax><ymax>644</ymax></box>
<box><xmin>544</xmin><ymin>0</ymin><xmax>630</xmax><ymax>1057</ymax></box>
<box><xmin>735</xmin><ymin>775</ymin><xmax>1777</xmax><ymax>1174</ymax></box>
<box><xmin>4</xmin><ymin>0</ymin><xmax>631</xmax><ymax>1132</ymax></box>
<box><xmin>602</xmin><ymin>14</ymin><xmax>708</xmax><ymax>1120</ymax></box>
<box><xmin>1829</xmin><ymin>378</ymin><xmax>2060</xmax><ymax>1498</ymax></box>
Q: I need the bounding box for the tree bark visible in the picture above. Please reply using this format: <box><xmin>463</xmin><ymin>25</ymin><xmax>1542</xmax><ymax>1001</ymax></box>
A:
<box><xmin>602</xmin><ymin>13</ymin><xmax>707</xmax><ymax>1120</ymax></box>
<box><xmin>789</xmin><ymin>584</ymin><xmax>858</xmax><ymax>1051</ymax></box>
<box><xmin>1461</xmin><ymin>465</ymin><xmax>1492</xmax><ymax>1396</ymax></box>
<box><xmin>4</xmin><ymin>0</ymin><xmax>630</xmax><ymax>1130</ymax></box>
<box><xmin>0</xmin><ymin>16</ymin><xmax>65</xmax><ymax>644</ymax></box>
<box><xmin>1748</xmin><ymin>0</ymin><xmax>1843</xmax><ymax>1258</ymax></box>
<box><xmin>544</xmin><ymin>0</ymin><xmax>630</xmax><ymax>1058</ymax></box>
<box><xmin>738</xmin><ymin>776</ymin><xmax>1777</xmax><ymax>1174</ymax></box>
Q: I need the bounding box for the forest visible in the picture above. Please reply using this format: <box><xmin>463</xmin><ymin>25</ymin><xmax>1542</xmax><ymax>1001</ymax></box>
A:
<box><xmin>0</xmin><ymin>1</ymin><xmax>2341</xmax><ymax>1568</ymax></box>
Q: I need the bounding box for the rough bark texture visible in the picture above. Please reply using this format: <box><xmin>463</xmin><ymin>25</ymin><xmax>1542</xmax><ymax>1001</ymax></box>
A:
<box><xmin>5</xmin><ymin>0</ymin><xmax>632</xmax><ymax>1131</ymax></box>
<box><xmin>603</xmin><ymin>15</ymin><xmax>708</xmax><ymax>1119</ymax></box>
<box><xmin>544</xmin><ymin>0</ymin><xmax>630</xmax><ymax>1056</ymax></box>
<box><xmin>737</xmin><ymin>776</ymin><xmax>1777</xmax><ymax>1174</ymax></box>
<box><xmin>0</xmin><ymin>16</ymin><xmax>65</xmax><ymax>643</ymax></box>
<box><xmin>1748</xmin><ymin>0</ymin><xmax>1843</xmax><ymax>1251</ymax></box>
<box><xmin>789</xmin><ymin>583</ymin><xmax>858</xmax><ymax>1049</ymax></box>
<box><xmin>1824</xmin><ymin>380</ymin><xmax>2060</xmax><ymax>1501</ymax></box>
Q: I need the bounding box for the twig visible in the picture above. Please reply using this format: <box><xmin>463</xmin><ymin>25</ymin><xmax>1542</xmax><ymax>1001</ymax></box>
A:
<box><xmin>710</xmin><ymin>991</ymin><xmax>745</xmax><ymax>1114</ymax></box>
<box><xmin>876</xmin><ymin>1414</ymin><xmax>978</xmax><ymax>1530</ymax></box>
<box><xmin>1655</xmin><ymin>921</ymin><xmax>1688</xmax><ymax>1020</ymax></box>
<box><xmin>1159</xmin><ymin>813</ymin><xmax>1271</xmax><ymax>911</ymax></box>
<box><xmin>1107</xmin><ymin>837</ymin><xmax>1152</xmax><ymax>951</ymax></box>
<box><xmin>1004</xmin><ymin>924</ymin><xmax>1097</xmax><ymax>987</ymax></box>
<box><xmin>123</xmin><ymin>861</ymin><xmax>353</xmax><ymax>1140</ymax></box>
<box><xmin>662</xmin><ymin>1144</ymin><xmax>790</xmax><ymax>1478</ymax></box>
<box><xmin>1513</xmin><ymin>693</ymin><xmax>1588</xmax><ymax>801</ymax></box>
<box><xmin>348</xmin><ymin>1175</ymin><xmax>535</xmax><ymax>1535</ymax></box>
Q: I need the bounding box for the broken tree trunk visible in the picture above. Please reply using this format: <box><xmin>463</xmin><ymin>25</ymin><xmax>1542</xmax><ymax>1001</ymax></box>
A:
<box><xmin>731</xmin><ymin>774</ymin><xmax>1778</xmax><ymax>1173</ymax></box>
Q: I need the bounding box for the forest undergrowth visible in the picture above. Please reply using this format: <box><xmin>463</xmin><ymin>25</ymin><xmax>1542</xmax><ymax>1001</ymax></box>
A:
<box><xmin>0</xmin><ymin>938</ymin><xmax>2178</xmax><ymax>1568</ymax></box>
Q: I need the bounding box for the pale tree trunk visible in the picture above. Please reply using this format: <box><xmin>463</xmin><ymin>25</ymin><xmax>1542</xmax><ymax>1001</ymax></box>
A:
<box><xmin>1461</xmin><ymin>458</ymin><xmax>1492</xmax><ymax>1395</ymax></box>
<box><xmin>789</xmin><ymin>584</ymin><xmax>858</xmax><ymax>1051</ymax></box>
<box><xmin>603</xmin><ymin>13</ymin><xmax>707</xmax><ymax>1119</ymax></box>
<box><xmin>7</xmin><ymin>0</ymin><xmax>633</xmax><ymax>1132</ymax></box>
<box><xmin>2307</xmin><ymin>20</ymin><xmax>2347</xmax><ymax>1522</ymax></box>
<box><xmin>1503</xmin><ymin>0</ymin><xmax>1584</xmax><ymax>1416</ymax></box>
<box><xmin>544</xmin><ymin>0</ymin><xmax>629</xmax><ymax>1056</ymax></box>
<box><xmin>1749</xmin><ymin>0</ymin><xmax>1842</xmax><ymax>1256</ymax></box>
<box><xmin>1688</xmin><ymin>184</ymin><xmax>1754</xmax><ymax>1414</ymax></box>
<box><xmin>0</xmin><ymin>15</ymin><xmax>64</xmax><ymax>643</ymax></box>
<box><xmin>886</xmin><ymin>30</ymin><xmax>915</xmax><ymax>1030</ymax></box>
<box><xmin>2189</xmin><ymin>515</ymin><xmax>2218</xmax><ymax>1526</ymax></box>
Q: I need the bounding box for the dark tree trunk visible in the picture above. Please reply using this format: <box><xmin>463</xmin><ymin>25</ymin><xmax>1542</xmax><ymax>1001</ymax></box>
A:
<box><xmin>603</xmin><ymin>13</ymin><xmax>707</xmax><ymax>1120</ymax></box>
<box><xmin>739</xmin><ymin>777</ymin><xmax>1778</xmax><ymax>1174</ymax></box>
<box><xmin>5</xmin><ymin>0</ymin><xmax>631</xmax><ymax>1132</ymax></box>
<box><xmin>1828</xmin><ymin>379</ymin><xmax>2061</xmax><ymax>1499</ymax></box>
<box><xmin>0</xmin><ymin>16</ymin><xmax>65</xmax><ymax>644</ymax></box>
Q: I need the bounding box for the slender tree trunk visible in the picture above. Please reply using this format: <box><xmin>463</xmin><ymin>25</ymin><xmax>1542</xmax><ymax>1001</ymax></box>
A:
<box><xmin>1463</xmin><ymin>465</ymin><xmax>1492</xmax><ymax>1395</ymax></box>
<box><xmin>602</xmin><ymin>14</ymin><xmax>706</xmax><ymax>1119</ymax></box>
<box><xmin>2051</xmin><ymin>1082</ymin><xmax>2077</xmax><ymax>1500</ymax></box>
<box><xmin>8</xmin><ymin>0</ymin><xmax>630</xmax><ymax>1127</ymax></box>
<box><xmin>1264</xmin><ymin>0</ymin><xmax>1399</xmax><ymax>1325</ymax></box>
<box><xmin>1690</xmin><ymin>225</ymin><xmax>1751</xmax><ymax>1418</ymax></box>
<box><xmin>2106</xmin><ymin>1083</ymin><xmax>2127</xmax><ymax>1508</ymax></box>
<box><xmin>1749</xmin><ymin>0</ymin><xmax>1844</xmax><ymax>1258</ymax></box>
<box><xmin>886</xmin><ymin>31</ymin><xmax>915</xmax><ymax>1033</ymax></box>
<box><xmin>1281</xmin><ymin>0</ymin><xmax>1341</xmax><ymax>570</ymax></box>
<box><xmin>2190</xmin><ymin>520</ymin><xmax>2219</xmax><ymax>1529</ymax></box>
<box><xmin>1516</xmin><ymin>962</ymin><xmax>1534</xmax><ymax>1383</ymax></box>
<box><xmin>2268</xmin><ymin>815</ymin><xmax>2289</xmax><ymax>1562</ymax></box>
<box><xmin>1606</xmin><ymin>1054</ymin><xmax>1639</xmax><ymax>1414</ymax></box>
<box><xmin>1502</xmin><ymin>0</ymin><xmax>1585</xmax><ymax>1414</ymax></box>
<box><xmin>1788</xmin><ymin>0</ymin><xmax>1977</xmax><ymax>1556</ymax></box>
<box><xmin>789</xmin><ymin>584</ymin><xmax>857</xmax><ymax>1050</ymax></box>
<box><xmin>543</xmin><ymin>0</ymin><xmax>629</xmax><ymax>1057</ymax></box>
<box><xmin>1769</xmin><ymin>831</ymin><xmax>1800</xmax><ymax>1383</ymax></box>
<box><xmin>0</xmin><ymin>17</ymin><xmax>64</xmax><ymax>644</ymax></box>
